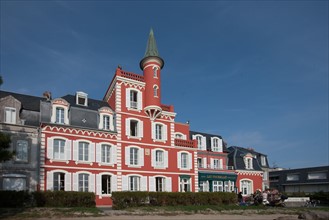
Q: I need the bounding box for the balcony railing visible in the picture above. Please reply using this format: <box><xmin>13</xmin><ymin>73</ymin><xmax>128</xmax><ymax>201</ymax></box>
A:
<box><xmin>161</xmin><ymin>104</ymin><xmax>174</xmax><ymax>112</ymax></box>
<box><xmin>197</xmin><ymin>165</ymin><xmax>234</xmax><ymax>170</ymax></box>
<box><xmin>117</xmin><ymin>70</ymin><xmax>144</xmax><ymax>82</ymax></box>
<box><xmin>174</xmin><ymin>139</ymin><xmax>197</xmax><ymax>148</ymax></box>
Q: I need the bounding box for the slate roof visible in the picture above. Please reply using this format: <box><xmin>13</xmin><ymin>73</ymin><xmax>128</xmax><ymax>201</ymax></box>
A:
<box><xmin>190</xmin><ymin>130</ymin><xmax>228</xmax><ymax>152</ymax></box>
<box><xmin>61</xmin><ymin>95</ymin><xmax>112</xmax><ymax>111</ymax></box>
<box><xmin>0</xmin><ymin>90</ymin><xmax>45</xmax><ymax>111</ymax></box>
<box><xmin>227</xmin><ymin>146</ymin><xmax>264</xmax><ymax>171</ymax></box>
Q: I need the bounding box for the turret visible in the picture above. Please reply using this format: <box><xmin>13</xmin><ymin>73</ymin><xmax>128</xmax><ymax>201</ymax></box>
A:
<box><xmin>140</xmin><ymin>29</ymin><xmax>164</xmax><ymax>120</ymax></box>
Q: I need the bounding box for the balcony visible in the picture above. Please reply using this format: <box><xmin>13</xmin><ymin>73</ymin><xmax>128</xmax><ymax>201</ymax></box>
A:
<box><xmin>161</xmin><ymin>104</ymin><xmax>174</xmax><ymax>112</ymax></box>
<box><xmin>197</xmin><ymin>164</ymin><xmax>234</xmax><ymax>170</ymax></box>
<box><xmin>174</xmin><ymin>139</ymin><xmax>197</xmax><ymax>148</ymax></box>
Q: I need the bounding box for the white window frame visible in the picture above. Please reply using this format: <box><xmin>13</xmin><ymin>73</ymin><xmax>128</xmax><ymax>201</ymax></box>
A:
<box><xmin>177</xmin><ymin>151</ymin><xmax>192</xmax><ymax>170</ymax></box>
<box><xmin>122</xmin><ymin>174</ymin><xmax>147</xmax><ymax>191</ymax></box>
<box><xmin>96</xmin><ymin>172</ymin><xmax>117</xmax><ymax>196</ymax></box>
<box><xmin>211</xmin><ymin>137</ymin><xmax>223</xmax><ymax>152</ymax></box>
<box><xmin>73</xmin><ymin>140</ymin><xmax>94</xmax><ymax>164</ymax></box>
<box><xmin>261</xmin><ymin>155</ymin><xmax>267</xmax><ymax>166</ymax></box>
<box><xmin>15</xmin><ymin>140</ymin><xmax>28</xmax><ymax>162</ymax></box>
<box><xmin>4</xmin><ymin>107</ymin><xmax>16</xmax><ymax>124</ymax></box>
<box><xmin>240</xmin><ymin>179</ymin><xmax>253</xmax><ymax>196</ymax></box>
<box><xmin>51</xmin><ymin>101</ymin><xmax>69</xmax><ymax>125</ymax></box>
<box><xmin>47</xmin><ymin>136</ymin><xmax>71</xmax><ymax>162</ymax></box>
<box><xmin>125</xmin><ymin>146</ymin><xmax>144</xmax><ymax>168</ymax></box>
<box><xmin>179</xmin><ymin>176</ymin><xmax>191</xmax><ymax>192</ymax></box>
<box><xmin>126</xmin><ymin>88</ymin><xmax>142</xmax><ymax>111</ymax></box>
<box><xmin>151</xmin><ymin>148</ymin><xmax>168</xmax><ymax>169</ymax></box>
<box><xmin>78</xmin><ymin>142</ymin><xmax>89</xmax><ymax>162</ymax></box>
<box><xmin>99</xmin><ymin>114</ymin><xmax>114</xmax><ymax>131</ymax></box>
<box><xmin>199</xmin><ymin>181</ymin><xmax>209</xmax><ymax>192</ymax></box>
<box><xmin>151</xmin><ymin>122</ymin><xmax>167</xmax><ymax>142</ymax></box>
<box><xmin>153</xmin><ymin>66</ymin><xmax>158</xmax><ymax>78</ymax></box>
<box><xmin>126</xmin><ymin>118</ymin><xmax>143</xmax><ymax>139</ymax></box>
<box><xmin>192</xmin><ymin>134</ymin><xmax>206</xmax><ymax>150</ymax></box>
<box><xmin>244</xmin><ymin>155</ymin><xmax>253</xmax><ymax>169</ymax></box>
<box><xmin>174</xmin><ymin>132</ymin><xmax>186</xmax><ymax>140</ymax></box>
<box><xmin>153</xmin><ymin>85</ymin><xmax>158</xmax><ymax>97</ymax></box>
<box><xmin>76</xmin><ymin>91</ymin><xmax>88</xmax><ymax>106</ymax></box>
<box><xmin>46</xmin><ymin>170</ymin><xmax>71</xmax><ymax>191</ymax></box>
<box><xmin>213</xmin><ymin>180</ymin><xmax>223</xmax><ymax>192</ymax></box>
<box><xmin>53</xmin><ymin>139</ymin><xmax>65</xmax><ymax>160</ymax></box>
<box><xmin>53</xmin><ymin>172</ymin><xmax>65</xmax><ymax>191</ymax></box>
<box><xmin>96</xmin><ymin>142</ymin><xmax>116</xmax><ymax>165</ymax></box>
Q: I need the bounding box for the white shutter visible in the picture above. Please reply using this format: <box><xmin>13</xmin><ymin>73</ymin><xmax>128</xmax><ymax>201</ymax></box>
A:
<box><xmin>210</xmin><ymin>137</ymin><xmax>214</xmax><ymax>151</ymax></box>
<box><xmin>139</xmin><ymin>148</ymin><xmax>144</xmax><ymax>167</ymax></box>
<box><xmin>140</xmin><ymin>176</ymin><xmax>147</xmax><ymax>191</ymax></box>
<box><xmin>65</xmin><ymin>172</ymin><xmax>71</xmax><ymax>191</ymax></box>
<box><xmin>89</xmin><ymin>143</ymin><xmax>95</xmax><ymax>162</ymax></box>
<box><xmin>111</xmin><ymin>145</ymin><xmax>117</xmax><ymax>164</ymax></box>
<box><xmin>151</xmin><ymin>149</ymin><xmax>156</xmax><ymax>168</ymax></box>
<box><xmin>96</xmin><ymin>143</ymin><xmax>101</xmax><ymax>163</ymax></box>
<box><xmin>66</xmin><ymin>140</ymin><xmax>71</xmax><ymax>161</ymax></box>
<box><xmin>12</xmin><ymin>110</ymin><xmax>16</xmax><ymax>123</ymax></box>
<box><xmin>220</xmin><ymin>159</ymin><xmax>223</xmax><ymax>169</ymax></box>
<box><xmin>125</xmin><ymin>147</ymin><xmax>130</xmax><ymax>165</ymax></box>
<box><xmin>151</xmin><ymin>122</ymin><xmax>155</xmax><ymax>140</ymax></box>
<box><xmin>192</xmin><ymin>135</ymin><xmax>196</xmax><ymax>140</ymax></box>
<box><xmin>188</xmin><ymin>153</ymin><xmax>192</xmax><ymax>170</ymax></box>
<box><xmin>126</xmin><ymin>89</ymin><xmax>130</xmax><ymax>108</ymax></box>
<box><xmin>203</xmin><ymin>157</ymin><xmax>207</xmax><ymax>169</ymax></box>
<box><xmin>139</xmin><ymin>120</ymin><xmax>143</xmax><ymax>138</ymax></box>
<box><xmin>96</xmin><ymin>174</ymin><xmax>102</xmax><ymax>195</ymax></box>
<box><xmin>164</xmin><ymin>150</ymin><xmax>168</xmax><ymax>168</ymax></box>
<box><xmin>177</xmin><ymin>152</ymin><xmax>181</xmax><ymax>169</ymax></box>
<box><xmin>122</xmin><ymin>175</ymin><xmax>128</xmax><ymax>191</ymax></box>
<box><xmin>73</xmin><ymin>173</ymin><xmax>78</xmax><ymax>191</ymax></box>
<box><xmin>125</xmin><ymin>118</ymin><xmax>130</xmax><ymax>136</ymax></box>
<box><xmin>149</xmin><ymin>176</ymin><xmax>155</xmax><ymax>191</ymax></box>
<box><xmin>163</xmin><ymin>124</ymin><xmax>168</xmax><ymax>141</ymax></box>
<box><xmin>165</xmin><ymin>177</ymin><xmax>172</xmax><ymax>192</ymax></box>
<box><xmin>202</xmin><ymin>136</ymin><xmax>206</xmax><ymax>151</ymax></box>
<box><xmin>219</xmin><ymin>139</ymin><xmax>223</xmax><ymax>152</ymax></box>
<box><xmin>210</xmin><ymin>158</ymin><xmax>214</xmax><ymax>169</ymax></box>
<box><xmin>182</xmin><ymin>134</ymin><xmax>187</xmax><ymax>140</ymax></box>
<box><xmin>47</xmin><ymin>138</ymin><xmax>53</xmax><ymax>159</ymax></box>
<box><xmin>112</xmin><ymin>175</ymin><xmax>117</xmax><ymax>192</ymax></box>
<box><xmin>47</xmin><ymin>171</ymin><xmax>53</xmax><ymax>190</ymax></box>
<box><xmin>137</xmin><ymin>91</ymin><xmax>142</xmax><ymax>110</ymax></box>
<box><xmin>73</xmin><ymin>141</ymin><xmax>78</xmax><ymax>161</ymax></box>
<box><xmin>89</xmin><ymin>174</ymin><xmax>95</xmax><ymax>192</ymax></box>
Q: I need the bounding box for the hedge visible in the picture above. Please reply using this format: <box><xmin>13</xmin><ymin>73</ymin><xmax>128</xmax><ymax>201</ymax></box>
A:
<box><xmin>0</xmin><ymin>190</ymin><xmax>95</xmax><ymax>208</ymax></box>
<box><xmin>112</xmin><ymin>191</ymin><xmax>238</xmax><ymax>209</ymax></box>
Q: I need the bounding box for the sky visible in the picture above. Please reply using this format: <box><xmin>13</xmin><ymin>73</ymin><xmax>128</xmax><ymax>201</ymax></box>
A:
<box><xmin>0</xmin><ymin>0</ymin><xmax>328</xmax><ymax>169</ymax></box>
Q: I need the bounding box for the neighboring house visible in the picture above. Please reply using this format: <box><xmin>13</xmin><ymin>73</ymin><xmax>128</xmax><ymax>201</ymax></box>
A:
<box><xmin>0</xmin><ymin>91</ymin><xmax>44</xmax><ymax>191</ymax></box>
<box><xmin>269</xmin><ymin>166</ymin><xmax>329</xmax><ymax>193</ymax></box>
<box><xmin>190</xmin><ymin>131</ymin><xmax>237</xmax><ymax>192</ymax></box>
<box><xmin>227</xmin><ymin>146</ymin><xmax>265</xmax><ymax>196</ymax></box>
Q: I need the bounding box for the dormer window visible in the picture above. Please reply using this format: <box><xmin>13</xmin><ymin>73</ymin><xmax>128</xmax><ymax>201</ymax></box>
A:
<box><xmin>192</xmin><ymin>134</ymin><xmax>206</xmax><ymax>150</ymax></box>
<box><xmin>4</xmin><ymin>107</ymin><xmax>16</xmax><ymax>124</ymax></box>
<box><xmin>51</xmin><ymin>98</ymin><xmax>69</xmax><ymax>124</ymax></box>
<box><xmin>244</xmin><ymin>154</ymin><xmax>253</xmax><ymax>169</ymax></box>
<box><xmin>76</xmin><ymin>91</ymin><xmax>88</xmax><ymax>106</ymax></box>
<box><xmin>98</xmin><ymin>107</ymin><xmax>114</xmax><ymax>131</ymax></box>
<box><xmin>211</xmin><ymin>137</ymin><xmax>223</xmax><ymax>152</ymax></box>
<box><xmin>55</xmin><ymin>107</ymin><xmax>64</xmax><ymax>124</ymax></box>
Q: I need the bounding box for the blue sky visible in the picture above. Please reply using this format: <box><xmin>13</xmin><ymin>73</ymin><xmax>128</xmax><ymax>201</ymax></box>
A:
<box><xmin>1</xmin><ymin>0</ymin><xmax>328</xmax><ymax>169</ymax></box>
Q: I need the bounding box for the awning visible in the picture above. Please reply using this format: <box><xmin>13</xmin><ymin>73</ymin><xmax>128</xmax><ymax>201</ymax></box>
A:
<box><xmin>198</xmin><ymin>172</ymin><xmax>237</xmax><ymax>181</ymax></box>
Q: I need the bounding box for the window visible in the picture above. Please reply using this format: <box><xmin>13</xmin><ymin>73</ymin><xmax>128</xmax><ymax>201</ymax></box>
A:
<box><xmin>129</xmin><ymin>176</ymin><xmax>140</xmax><ymax>191</ymax></box>
<box><xmin>193</xmin><ymin>134</ymin><xmax>206</xmax><ymax>150</ymax></box>
<box><xmin>211</xmin><ymin>137</ymin><xmax>223</xmax><ymax>152</ymax></box>
<box><xmin>196</xmin><ymin>136</ymin><xmax>202</xmax><ymax>149</ymax></box>
<box><xmin>3</xmin><ymin>176</ymin><xmax>26</xmax><ymax>191</ymax></box>
<box><xmin>78</xmin><ymin>173</ymin><xmax>89</xmax><ymax>192</ymax></box>
<box><xmin>76</xmin><ymin>91</ymin><xmax>88</xmax><ymax>106</ymax></box>
<box><xmin>241</xmin><ymin>180</ymin><xmax>252</xmax><ymax>195</ymax></box>
<box><xmin>153</xmin><ymin>66</ymin><xmax>158</xmax><ymax>78</ymax></box>
<box><xmin>155</xmin><ymin>150</ymin><xmax>164</xmax><ymax>167</ymax></box>
<box><xmin>78</xmin><ymin>142</ymin><xmax>89</xmax><ymax>161</ymax></box>
<box><xmin>126</xmin><ymin>118</ymin><xmax>143</xmax><ymax>138</ymax></box>
<box><xmin>224</xmin><ymin>181</ymin><xmax>234</xmax><ymax>192</ymax></box>
<box><xmin>197</xmin><ymin>158</ymin><xmax>202</xmax><ymax>168</ymax></box>
<box><xmin>16</xmin><ymin>140</ymin><xmax>28</xmax><ymax>162</ymax></box>
<box><xmin>175</xmin><ymin>134</ymin><xmax>183</xmax><ymax>139</ymax></box>
<box><xmin>53</xmin><ymin>139</ymin><xmax>65</xmax><ymax>160</ymax></box>
<box><xmin>244</xmin><ymin>157</ymin><xmax>253</xmax><ymax>169</ymax></box>
<box><xmin>54</xmin><ymin>172</ymin><xmax>65</xmax><ymax>191</ymax></box>
<box><xmin>179</xmin><ymin>177</ymin><xmax>191</xmax><ymax>192</ymax></box>
<box><xmin>130</xmin><ymin>147</ymin><xmax>138</xmax><ymax>165</ymax></box>
<box><xmin>286</xmin><ymin>174</ymin><xmax>299</xmax><ymax>181</ymax></box>
<box><xmin>308</xmin><ymin>172</ymin><xmax>327</xmax><ymax>180</ymax></box>
<box><xmin>213</xmin><ymin>181</ymin><xmax>223</xmax><ymax>192</ymax></box>
<box><xmin>153</xmin><ymin>85</ymin><xmax>158</xmax><ymax>97</ymax></box>
<box><xmin>152</xmin><ymin>122</ymin><xmax>167</xmax><ymax>141</ymax></box>
<box><xmin>101</xmin><ymin>144</ymin><xmax>111</xmax><ymax>163</ymax></box>
<box><xmin>181</xmin><ymin>153</ymin><xmax>188</xmax><ymax>169</ymax></box>
<box><xmin>4</xmin><ymin>107</ymin><xmax>16</xmax><ymax>124</ymax></box>
<box><xmin>199</xmin><ymin>181</ymin><xmax>209</xmax><ymax>192</ymax></box>
<box><xmin>56</xmin><ymin>107</ymin><xmax>64</xmax><ymax>124</ymax></box>
<box><xmin>155</xmin><ymin>177</ymin><xmax>165</xmax><ymax>192</ymax></box>
<box><xmin>103</xmin><ymin>115</ymin><xmax>110</xmax><ymax>130</ymax></box>
<box><xmin>102</xmin><ymin>175</ymin><xmax>111</xmax><ymax>194</ymax></box>
<box><xmin>261</xmin><ymin>156</ymin><xmax>267</xmax><ymax>166</ymax></box>
<box><xmin>130</xmin><ymin>90</ymin><xmax>138</xmax><ymax>109</ymax></box>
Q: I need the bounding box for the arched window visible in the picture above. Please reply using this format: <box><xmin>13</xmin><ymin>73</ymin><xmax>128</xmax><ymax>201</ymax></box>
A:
<box><xmin>153</xmin><ymin>85</ymin><xmax>158</xmax><ymax>97</ymax></box>
<box><xmin>240</xmin><ymin>179</ymin><xmax>253</xmax><ymax>196</ymax></box>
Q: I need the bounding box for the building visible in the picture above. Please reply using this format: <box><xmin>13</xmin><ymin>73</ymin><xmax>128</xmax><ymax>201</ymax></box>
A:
<box><xmin>227</xmin><ymin>146</ymin><xmax>267</xmax><ymax>196</ymax></box>
<box><xmin>190</xmin><ymin>131</ymin><xmax>237</xmax><ymax>192</ymax></box>
<box><xmin>269</xmin><ymin>166</ymin><xmax>329</xmax><ymax>193</ymax></box>
<box><xmin>0</xmin><ymin>91</ymin><xmax>44</xmax><ymax>191</ymax></box>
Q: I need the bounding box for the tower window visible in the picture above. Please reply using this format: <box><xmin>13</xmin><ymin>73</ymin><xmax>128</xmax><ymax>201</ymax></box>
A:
<box><xmin>153</xmin><ymin>85</ymin><xmax>158</xmax><ymax>97</ymax></box>
<box><xmin>153</xmin><ymin>67</ymin><xmax>158</xmax><ymax>78</ymax></box>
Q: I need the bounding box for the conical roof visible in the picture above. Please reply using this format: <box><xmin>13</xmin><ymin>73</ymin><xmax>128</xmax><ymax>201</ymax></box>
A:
<box><xmin>140</xmin><ymin>28</ymin><xmax>164</xmax><ymax>69</ymax></box>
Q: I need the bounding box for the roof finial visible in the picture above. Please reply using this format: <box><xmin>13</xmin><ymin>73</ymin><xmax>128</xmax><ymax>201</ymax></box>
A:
<box><xmin>140</xmin><ymin>28</ymin><xmax>164</xmax><ymax>69</ymax></box>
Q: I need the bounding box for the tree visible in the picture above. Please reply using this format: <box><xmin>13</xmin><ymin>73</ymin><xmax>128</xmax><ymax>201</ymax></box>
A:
<box><xmin>0</xmin><ymin>132</ymin><xmax>14</xmax><ymax>162</ymax></box>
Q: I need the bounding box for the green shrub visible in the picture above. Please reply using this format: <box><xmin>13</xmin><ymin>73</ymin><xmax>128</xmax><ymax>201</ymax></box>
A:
<box><xmin>0</xmin><ymin>190</ymin><xmax>31</xmax><ymax>208</ymax></box>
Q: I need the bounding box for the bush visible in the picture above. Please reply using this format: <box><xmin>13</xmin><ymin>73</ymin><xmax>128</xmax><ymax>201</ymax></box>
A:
<box><xmin>0</xmin><ymin>190</ymin><xmax>31</xmax><ymax>208</ymax></box>
<box><xmin>112</xmin><ymin>191</ymin><xmax>237</xmax><ymax>210</ymax></box>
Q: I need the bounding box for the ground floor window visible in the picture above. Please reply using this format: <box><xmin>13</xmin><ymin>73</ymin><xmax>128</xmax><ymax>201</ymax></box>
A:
<box><xmin>129</xmin><ymin>176</ymin><xmax>140</xmax><ymax>191</ymax></box>
<box><xmin>241</xmin><ymin>180</ymin><xmax>252</xmax><ymax>196</ymax></box>
<box><xmin>179</xmin><ymin>177</ymin><xmax>191</xmax><ymax>192</ymax></box>
<box><xmin>212</xmin><ymin>181</ymin><xmax>223</xmax><ymax>192</ymax></box>
<box><xmin>54</xmin><ymin>172</ymin><xmax>65</xmax><ymax>191</ymax></box>
<box><xmin>155</xmin><ymin>177</ymin><xmax>165</xmax><ymax>192</ymax></box>
<box><xmin>79</xmin><ymin>173</ymin><xmax>89</xmax><ymax>192</ymax></box>
<box><xmin>199</xmin><ymin>181</ymin><xmax>209</xmax><ymax>192</ymax></box>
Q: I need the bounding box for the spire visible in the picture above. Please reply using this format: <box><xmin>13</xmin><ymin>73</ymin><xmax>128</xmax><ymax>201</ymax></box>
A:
<box><xmin>140</xmin><ymin>28</ymin><xmax>164</xmax><ymax>70</ymax></box>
